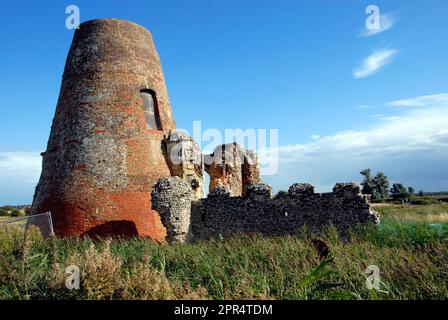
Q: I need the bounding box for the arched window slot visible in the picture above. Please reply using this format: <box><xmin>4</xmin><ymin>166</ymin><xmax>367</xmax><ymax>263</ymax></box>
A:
<box><xmin>140</xmin><ymin>89</ymin><xmax>161</xmax><ymax>130</ymax></box>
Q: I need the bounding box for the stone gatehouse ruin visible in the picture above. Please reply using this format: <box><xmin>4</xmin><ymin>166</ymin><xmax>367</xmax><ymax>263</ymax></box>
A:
<box><xmin>31</xmin><ymin>18</ymin><xmax>379</xmax><ymax>241</ymax></box>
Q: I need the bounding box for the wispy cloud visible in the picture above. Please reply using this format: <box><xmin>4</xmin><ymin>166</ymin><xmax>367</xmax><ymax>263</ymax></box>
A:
<box><xmin>353</xmin><ymin>49</ymin><xmax>398</xmax><ymax>79</ymax></box>
<box><xmin>387</xmin><ymin>93</ymin><xmax>448</xmax><ymax>108</ymax></box>
<box><xmin>0</xmin><ymin>152</ymin><xmax>41</xmax><ymax>204</ymax></box>
<box><xmin>360</xmin><ymin>13</ymin><xmax>395</xmax><ymax>37</ymax></box>
<box><xmin>0</xmin><ymin>152</ymin><xmax>41</xmax><ymax>171</ymax></box>
<box><xmin>261</xmin><ymin>93</ymin><xmax>448</xmax><ymax>192</ymax></box>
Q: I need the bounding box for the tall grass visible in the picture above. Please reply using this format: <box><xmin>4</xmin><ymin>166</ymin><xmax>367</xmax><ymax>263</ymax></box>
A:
<box><xmin>1</xmin><ymin>215</ymin><xmax>447</xmax><ymax>300</ymax></box>
<box><xmin>374</xmin><ymin>203</ymin><xmax>448</xmax><ymax>223</ymax></box>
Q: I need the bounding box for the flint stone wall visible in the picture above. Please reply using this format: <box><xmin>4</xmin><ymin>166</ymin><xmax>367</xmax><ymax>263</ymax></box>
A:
<box><xmin>151</xmin><ymin>177</ymin><xmax>192</xmax><ymax>243</ymax></box>
<box><xmin>152</xmin><ymin>180</ymin><xmax>379</xmax><ymax>242</ymax></box>
<box><xmin>191</xmin><ymin>183</ymin><xmax>378</xmax><ymax>240</ymax></box>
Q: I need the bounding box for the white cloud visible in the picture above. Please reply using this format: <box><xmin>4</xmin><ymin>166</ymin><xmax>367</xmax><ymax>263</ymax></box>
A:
<box><xmin>360</xmin><ymin>13</ymin><xmax>395</xmax><ymax>37</ymax></box>
<box><xmin>387</xmin><ymin>93</ymin><xmax>448</xmax><ymax>108</ymax></box>
<box><xmin>0</xmin><ymin>152</ymin><xmax>41</xmax><ymax>204</ymax></box>
<box><xmin>353</xmin><ymin>49</ymin><xmax>398</xmax><ymax>79</ymax></box>
<box><xmin>0</xmin><ymin>152</ymin><xmax>41</xmax><ymax>171</ymax></box>
<box><xmin>261</xmin><ymin>93</ymin><xmax>448</xmax><ymax>193</ymax></box>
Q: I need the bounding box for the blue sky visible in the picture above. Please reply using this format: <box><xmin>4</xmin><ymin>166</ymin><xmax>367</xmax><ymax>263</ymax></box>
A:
<box><xmin>1</xmin><ymin>0</ymin><xmax>448</xmax><ymax>204</ymax></box>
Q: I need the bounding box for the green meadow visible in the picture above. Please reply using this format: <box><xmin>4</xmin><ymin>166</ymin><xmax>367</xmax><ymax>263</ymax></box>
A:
<box><xmin>1</xmin><ymin>204</ymin><xmax>447</xmax><ymax>300</ymax></box>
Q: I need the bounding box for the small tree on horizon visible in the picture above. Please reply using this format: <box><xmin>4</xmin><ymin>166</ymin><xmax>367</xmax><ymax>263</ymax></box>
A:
<box><xmin>10</xmin><ymin>209</ymin><xmax>22</xmax><ymax>217</ymax></box>
<box><xmin>390</xmin><ymin>183</ymin><xmax>410</xmax><ymax>201</ymax></box>
<box><xmin>373</xmin><ymin>171</ymin><xmax>390</xmax><ymax>200</ymax></box>
<box><xmin>360</xmin><ymin>168</ymin><xmax>374</xmax><ymax>195</ymax></box>
<box><xmin>0</xmin><ymin>205</ymin><xmax>13</xmax><ymax>212</ymax></box>
<box><xmin>0</xmin><ymin>208</ymin><xmax>8</xmax><ymax>217</ymax></box>
<box><xmin>274</xmin><ymin>190</ymin><xmax>288</xmax><ymax>199</ymax></box>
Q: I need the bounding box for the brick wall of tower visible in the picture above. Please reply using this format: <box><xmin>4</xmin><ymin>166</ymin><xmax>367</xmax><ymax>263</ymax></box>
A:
<box><xmin>31</xmin><ymin>19</ymin><xmax>176</xmax><ymax>240</ymax></box>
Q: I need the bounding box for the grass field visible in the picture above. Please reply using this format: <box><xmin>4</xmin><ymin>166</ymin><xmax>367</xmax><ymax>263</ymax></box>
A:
<box><xmin>374</xmin><ymin>203</ymin><xmax>448</xmax><ymax>223</ymax></box>
<box><xmin>0</xmin><ymin>204</ymin><xmax>447</xmax><ymax>300</ymax></box>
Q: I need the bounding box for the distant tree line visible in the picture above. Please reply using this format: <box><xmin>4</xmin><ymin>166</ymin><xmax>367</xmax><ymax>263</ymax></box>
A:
<box><xmin>359</xmin><ymin>169</ymin><xmax>419</xmax><ymax>202</ymax></box>
<box><xmin>0</xmin><ymin>206</ymin><xmax>29</xmax><ymax>217</ymax></box>
<box><xmin>420</xmin><ymin>191</ymin><xmax>448</xmax><ymax>196</ymax></box>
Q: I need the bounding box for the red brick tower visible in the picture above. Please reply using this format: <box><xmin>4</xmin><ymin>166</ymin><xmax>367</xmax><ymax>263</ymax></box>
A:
<box><xmin>31</xmin><ymin>19</ymin><xmax>176</xmax><ymax>240</ymax></box>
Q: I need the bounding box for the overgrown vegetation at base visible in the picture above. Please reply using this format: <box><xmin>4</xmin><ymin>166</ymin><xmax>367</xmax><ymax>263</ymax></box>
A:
<box><xmin>0</xmin><ymin>204</ymin><xmax>447</xmax><ymax>300</ymax></box>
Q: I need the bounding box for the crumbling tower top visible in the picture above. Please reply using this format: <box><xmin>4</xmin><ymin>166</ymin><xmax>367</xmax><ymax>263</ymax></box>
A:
<box><xmin>64</xmin><ymin>18</ymin><xmax>176</xmax><ymax>132</ymax></box>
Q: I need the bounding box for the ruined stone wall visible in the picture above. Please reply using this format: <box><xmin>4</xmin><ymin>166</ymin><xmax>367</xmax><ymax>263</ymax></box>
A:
<box><xmin>190</xmin><ymin>182</ymin><xmax>378</xmax><ymax>240</ymax></box>
<box><xmin>151</xmin><ymin>180</ymin><xmax>379</xmax><ymax>242</ymax></box>
<box><xmin>151</xmin><ymin>177</ymin><xmax>193</xmax><ymax>243</ymax></box>
<box><xmin>205</xmin><ymin>143</ymin><xmax>261</xmax><ymax>197</ymax></box>
<box><xmin>31</xmin><ymin>19</ymin><xmax>176</xmax><ymax>240</ymax></box>
<box><xmin>204</xmin><ymin>143</ymin><xmax>243</xmax><ymax>196</ymax></box>
<box><xmin>242</xmin><ymin>151</ymin><xmax>261</xmax><ymax>195</ymax></box>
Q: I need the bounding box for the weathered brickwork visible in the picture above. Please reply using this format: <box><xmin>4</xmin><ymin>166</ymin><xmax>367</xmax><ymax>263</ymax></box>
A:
<box><xmin>152</xmin><ymin>181</ymin><xmax>380</xmax><ymax>243</ymax></box>
<box><xmin>242</xmin><ymin>151</ymin><xmax>262</xmax><ymax>195</ymax></box>
<box><xmin>31</xmin><ymin>19</ymin><xmax>176</xmax><ymax>240</ymax></box>
<box><xmin>205</xmin><ymin>143</ymin><xmax>261</xmax><ymax>197</ymax></box>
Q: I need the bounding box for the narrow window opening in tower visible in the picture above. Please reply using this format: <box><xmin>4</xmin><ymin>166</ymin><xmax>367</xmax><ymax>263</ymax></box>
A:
<box><xmin>140</xmin><ymin>90</ymin><xmax>161</xmax><ymax>130</ymax></box>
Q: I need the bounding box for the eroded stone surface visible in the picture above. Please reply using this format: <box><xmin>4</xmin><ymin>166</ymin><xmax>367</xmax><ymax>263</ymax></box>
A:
<box><xmin>242</xmin><ymin>150</ymin><xmax>261</xmax><ymax>196</ymax></box>
<box><xmin>151</xmin><ymin>177</ymin><xmax>193</xmax><ymax>243</ymax></box>
<box><xmin>209</xmin><ymin>185</ymin><xmax>231</xmax><ymax>197</ymax></box>
<box><xmin>204</xmin><ymin>143</ymin><xmax>261</xmax><ymax>196</ymax></box>
<box><xmin>333</xmin><ymin>182</ymin><xmax>361</xmax><ymax>198</ymax></box>
<box><xmin>289</xmin><ymin>183</ymin><xmax>315</xmax><ymax>196</ymax></box>
<box><xmin>165</xmin><ymin>131</ymin><xmax>204</xmax><ymax>199</ymax></box>
<box><xmin>245</xmin><ymin>183</ymin><xmax>272</xmax><ymax>200</ymax></box>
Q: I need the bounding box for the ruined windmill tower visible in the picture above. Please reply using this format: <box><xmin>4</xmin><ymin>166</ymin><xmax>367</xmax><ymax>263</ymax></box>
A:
<box><xmin>31</xmin><ymin>19</ymin><xmax>177</xmax><ymax>240</ymax></box>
